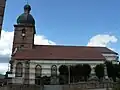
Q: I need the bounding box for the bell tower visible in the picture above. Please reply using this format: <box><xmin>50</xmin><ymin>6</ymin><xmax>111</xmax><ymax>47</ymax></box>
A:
<box><xmin>12</xmin><ymin>4</ymin><xmax>35</xmax><ymax>54</ymax></box>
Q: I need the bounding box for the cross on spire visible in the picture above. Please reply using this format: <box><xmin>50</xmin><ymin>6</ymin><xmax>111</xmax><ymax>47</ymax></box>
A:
<box><xmin>26</xmin><ymin>0</ymin><xmax>29</xmax><ymax>4</ymax></box>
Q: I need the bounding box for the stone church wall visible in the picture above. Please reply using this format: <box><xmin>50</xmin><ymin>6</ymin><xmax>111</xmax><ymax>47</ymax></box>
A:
<box><xmin>12</xmin><ymin>60</ymin><xmax>26</xmax><ymax>84</ymax></box>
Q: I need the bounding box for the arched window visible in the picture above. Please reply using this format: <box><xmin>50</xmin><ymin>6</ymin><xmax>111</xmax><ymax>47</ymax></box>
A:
<box><xmin>35</xmin><ymin>65</ymin><xmax>42</xmax><ymax>77</ymax></box>
<box><xmin>15</xmin><ymin>62</ymin><xmax>23</xmax><ymax>77</ymax></box>
<box><xmin>35</xmin><ymin>65</ymin><xmax>42</xmax><ymax>85</ymax></box>
<box><xmin>51</xmin><ymin>65</ymin><xmax>57</xmax><ymax>77</ymax></box>
<box><xmin>22</xmin><ymin>28</ymin><xmax>26</xmax><ymax>34</ymax></box>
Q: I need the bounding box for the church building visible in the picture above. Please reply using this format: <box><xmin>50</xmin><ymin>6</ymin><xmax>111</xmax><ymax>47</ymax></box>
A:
<box><xmin>9</xmin><ymin>4</ymin><xmax>119</xmax><ymax>85</ymax></box>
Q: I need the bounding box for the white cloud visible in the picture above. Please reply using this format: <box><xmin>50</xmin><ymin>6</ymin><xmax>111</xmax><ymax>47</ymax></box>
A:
<box><xmin>0</xmin><ymin>31</ymin><xmax>14</xmax><ymax>56</ymax></box>
<box><xmin>34</xmin><ymin>35</ymin><xmax>56</xmax><ymax>45</ymax></box>
<box><xmin>0</xmin><ymin>30</ymin><xmax>56</xmax><ymax>74</ymax></box>
<box><xmin>0</xmin><ymin>63</ymin><xmax>8</xmax><ymax>74</ymax></box>
<box><xmin>87</xmin><ymin>34</ymin><xmax>118</xmax><ymax>47</ymax></box>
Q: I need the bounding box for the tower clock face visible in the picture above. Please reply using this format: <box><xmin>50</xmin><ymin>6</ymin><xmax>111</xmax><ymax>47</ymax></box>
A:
<box><xmin>22</xmin><ymin>33</ymin><xmax>25</xmax><ymax>37</ymax></box>
<box><xmin>21</xmin><ymin>28</ymin><xmax>26</xmax><ymax>37</ymax></box>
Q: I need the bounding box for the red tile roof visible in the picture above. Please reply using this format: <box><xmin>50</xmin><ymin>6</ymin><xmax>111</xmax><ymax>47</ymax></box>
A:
<box><xmin>12</xmin><ymin>45</ymin><xmax>108</xmax><ymax>61</ymax></box>
<box><xmin>90</xmin><ymin>47</ymin><xmax>118</xmax><ymax>54</ymax></box>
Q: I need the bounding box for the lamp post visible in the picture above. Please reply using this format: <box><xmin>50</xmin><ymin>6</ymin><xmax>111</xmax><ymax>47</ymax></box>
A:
<box><xmin>24</xmin><ymin>61</ymin><xmax>29</xmax><ymax>85</ymax></box>
<box><xmin>68</xmin><ymin>65</ymin><xmax>70</xmax><ymax>85</ymax></box>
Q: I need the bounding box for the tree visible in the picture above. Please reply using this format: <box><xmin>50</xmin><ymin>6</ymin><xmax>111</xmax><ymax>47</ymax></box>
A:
<box><xmin>95</xmin><ymin>64</ymin><xmax>104</xmax><ymax>81</ymax></box>
<box><xmin>70</xmin><ymin>65</ymin><xmax>75</xmax><ymax>83</ymax></box>
<box><xmin>117</xmin><ymin>64</ymin><xmax>120</xmax><ymax>78</ymax></box>
<box><xmin>114</xmin><ymin>64</ymin><xmax>120</xmax><ymax>79</ymax></box>
<box><xmin>105</xmin><ymin>61</ymin><xmax>116</xmax><ymax>82</ymax></box>
<box><xmin>74</xmin><ymin>64</ymin><xmax>83</xmax><ymax>82</ymax></box>
<box><xmin>59</xmin><ymin>65</ymin><xmax>68</xmax><ymax>75</ymax></box>
<box><xmin>82</xmin><ymin>64</ymin><xmax>91</xmax><ymax>81</ymax></box>
<box><xmin>59</xmin><ymin>65</ymin><xmax>68</xmax><ymax>84</ymax></box>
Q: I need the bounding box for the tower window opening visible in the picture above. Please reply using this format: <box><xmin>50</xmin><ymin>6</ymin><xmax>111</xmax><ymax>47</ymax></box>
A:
<box><xmin>20</xmin><ymin>45</ymin><xmax>24</xmax><ymax>49</ymax></box>
<box><xmin>22</xmin><ymin>28</ymin><xmax>26</xmax><ymax>38</ymax></box>
<box><xmin>22</xmin><ymin>28</ymin><xmax>26</xmax><ymax>34</ymax></box>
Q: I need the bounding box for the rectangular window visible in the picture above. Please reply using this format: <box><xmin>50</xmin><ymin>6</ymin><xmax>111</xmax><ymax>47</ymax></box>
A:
<box><xmin>22</xmin><ymin>29</ymin><xmax>25</xmax><ymax>34</ymax></box>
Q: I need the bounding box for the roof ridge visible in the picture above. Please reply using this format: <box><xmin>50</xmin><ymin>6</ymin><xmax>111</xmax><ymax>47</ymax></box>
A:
<box><xmin>34</xmin><ymin>45</ymin><xmax>106</xmax><ymax>48</ymax></box>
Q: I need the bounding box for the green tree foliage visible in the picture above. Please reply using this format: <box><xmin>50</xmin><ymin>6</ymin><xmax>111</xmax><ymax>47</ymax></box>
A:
<box><xmin>95</xmin><ymin>64</ymin><xmax>104</xmax><ymax>80</ymax></box>
<box><xmin>82</xmin><ymin>64</ymin><xmax>91</xmax><ymax>81</ymax></box>
<box><xmin>59</xmin><ymin>65</ymin><xmax>68</xmax><ymax>84</ymax></box>
<box><xmin>74</xmin><ymin>64</ymin><xmax>83</xmax><ymax>82</ymax></box>
<box><xmin>105</xmin><ymin>61</ymin><xmax>120</xmax><ymax>82</ymax></box>
<box><xmin>70</xmin><ymin>64</ymin><xmax>91</xmax><ymax>82</ymax></box>
<box><xmin>114</xmin><ymin>64</ymin><xmax>120</xmax><ymax>79</ymax></box>
<box><xmin>59</xmin><ymin>65</ymin><xmax>68</xmax><ymax>75</ymax></box>
<box><xmin>70</xmin><ymin>65</ymin><xmax>75</xmax><ymax>82</ymax></box>
<box><xmin>105</xmin><ymin>61</ymin><xmax>116</xmax><ymax>82</ymax></box>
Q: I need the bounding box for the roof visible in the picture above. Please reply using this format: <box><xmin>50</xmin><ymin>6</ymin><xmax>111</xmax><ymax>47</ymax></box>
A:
<box><xmin>91</xmin><ymin>47</ymin><xmax>118</xmax><ymax>55</ymax></box>
<box><xmin>17</xmin><ymin>13</ymin><xmax>35</xmax><ymax>25</ymax></box>
<box><xmin>17</xmin><ymin>4</ymin><xmax>35</xmax><ymax>25</ymax></box>
<box><xmin>12</xmin><ymin>45</ymin><xmax>108</xmax><ymax>61</ymax></box>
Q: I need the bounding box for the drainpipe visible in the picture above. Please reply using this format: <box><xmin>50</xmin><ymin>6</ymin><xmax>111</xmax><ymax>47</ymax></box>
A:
<box><xmin>68</xmin><ymin>65</ymin><xmax>70</xmax><ymax>87</ymax></box>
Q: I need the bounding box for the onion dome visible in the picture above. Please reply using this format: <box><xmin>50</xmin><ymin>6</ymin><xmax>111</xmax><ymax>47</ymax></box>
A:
<box><xmin>17</xmin><ymin>4</ymin><xmax>35</xmax><ymax>25</ymax></box>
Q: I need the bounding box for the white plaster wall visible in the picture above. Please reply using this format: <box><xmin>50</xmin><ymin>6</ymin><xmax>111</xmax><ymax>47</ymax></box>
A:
<box><xmin>31</xmin><ymin>60</ymin><xmax>104</xmax><ymax>76</ymax></box>
<box><xmin>29</xmin><ymin>61</ymin><xmax>35</xmax><ymax>84</ymax></box>
<box><xmin>29</xmin><ymin>60</ymin><xmax>104</xmax><ymax>84</ymax></box>
<box><xmin>12</xmin><ymin>60</ymin><xmax>25</xmax><ymax>84</ymax></box>
<box><xmin>102</xmin><ymin>53</ymin><xmax>118</xmax><ymax>61</ymax></box>
<box><xmin>11</xmin><ymin>53</ymin><xmax>119</xmax><ymax>85</ymax></box>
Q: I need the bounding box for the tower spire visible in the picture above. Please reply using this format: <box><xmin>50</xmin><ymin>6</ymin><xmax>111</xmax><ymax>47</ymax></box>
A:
<box><xmin>26</xmin><ymin>0</ymin><xmax>29</xmax><ymax>5</ymax></box>
<box><xmin>27</xmin><ymin>0</ymin><xmax>28</xmax><ymax>4</ymax></box>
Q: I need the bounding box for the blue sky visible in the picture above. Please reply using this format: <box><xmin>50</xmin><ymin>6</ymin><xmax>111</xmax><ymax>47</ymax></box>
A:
<box><xmin>2</xmin><ymin>0</ymin><xmax>120</xmax><ymax>51</ymax></box>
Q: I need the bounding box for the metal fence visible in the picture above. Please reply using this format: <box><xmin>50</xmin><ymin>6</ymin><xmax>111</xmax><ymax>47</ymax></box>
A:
<box><xmin>4</xmin><ymin>78</ymin><xmax>120</xmax><ymax>88</ymax></box>
<box><xmin>0</xmin><ymin>81</ymin><xmax>119</xmax><ymax>90</ymax></box>
<box><xmin>0</xmin><ymin>84</ymin><xmax>43</xmax><ymax>90</ymax></box>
